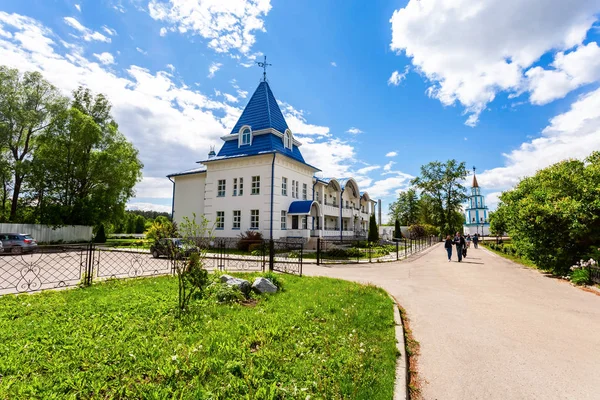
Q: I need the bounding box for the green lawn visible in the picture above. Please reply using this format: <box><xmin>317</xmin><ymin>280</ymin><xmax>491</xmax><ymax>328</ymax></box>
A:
<box><xmin>0</xmin><ymin>274</ymin><xmax>398</xmax><ymax>399</ymax></box>
<box><xmin>482</xmin><ymin>242</ymin><xmax>540</xmax><ymax>269</ymax></box>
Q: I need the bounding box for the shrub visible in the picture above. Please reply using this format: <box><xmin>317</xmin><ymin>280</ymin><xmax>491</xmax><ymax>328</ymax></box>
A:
<box><xmin>325</xmin><ymin>248</ymin><xmax>349</xmax><ymax>258</ymax></box>
<box><xmin>263</xmin><ymin>271</ymin><xmax>284</xmax><ymax>291</ymax></box>
<box><xmin>248</xmin><ymin>242</ymin><xmax>264</xmax><ymax>253</ymax></box>
<box><xmin>346</xmin><ymin>248</ymin><xmax>362</xmax><ymax>257</ymax></box>
<box><xmin>94</xmin><ymin>224</ymin><xmax>107</xmax><ymax>243</ymax></box>
<box><xmin>571</xmin><ymin>269</ymin><xmax>590</xmax><ymax>286</ymax></box>
<box><xmin>207</xmin><ymin>283</ymin><xmax>245</xmax><ymax>304</ymax></box>
<box><xmin>237</xmin><ymin>231</ymin><xmax>263</xmax><ymax>251</ymax></box>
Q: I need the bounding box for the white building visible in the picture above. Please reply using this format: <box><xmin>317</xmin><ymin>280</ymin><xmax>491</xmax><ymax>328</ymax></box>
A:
<box><xmin>463</xmin><ymin>170</ymin><xmax>490</xmax><ymax>236</ymax></box>
<box><xmin>168</xmin><ymin>77</ymin><xmax>377</xmax><ymax>242</ymax></box>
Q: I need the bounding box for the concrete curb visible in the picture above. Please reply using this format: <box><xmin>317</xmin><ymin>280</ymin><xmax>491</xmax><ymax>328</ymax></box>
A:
<box><xmin>389</xmin><ymin>294</ymin><xmax>408</xmax><ymax>400</ymax></box>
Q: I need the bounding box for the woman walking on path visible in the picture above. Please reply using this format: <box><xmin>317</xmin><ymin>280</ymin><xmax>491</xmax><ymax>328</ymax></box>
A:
<box><xmin>454</xmin><ymin>232</ymin><xmax>466</xmax><ymax>262</ymax></box>
<box><xmin>444</xmin><ymin>235</ymin><xmax>453</xmax><ymax>261</ymax></box>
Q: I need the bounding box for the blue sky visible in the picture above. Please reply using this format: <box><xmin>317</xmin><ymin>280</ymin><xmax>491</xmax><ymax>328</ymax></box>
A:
<box><xmin>1</xmin><ymin>0</ymin><xmax>600</xmax><ymax>221</ymax></box>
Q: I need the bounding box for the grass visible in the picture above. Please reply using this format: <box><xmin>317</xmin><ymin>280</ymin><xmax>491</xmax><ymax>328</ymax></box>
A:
<box><xmin>0</xmin><ymin>274</ymin><xmax>397</xmax><ymax>399</ymax></box>
<box><xmin>481</xmin><ymin>242</ymin><xmax>540</xmax><ymax>270</ymax></box>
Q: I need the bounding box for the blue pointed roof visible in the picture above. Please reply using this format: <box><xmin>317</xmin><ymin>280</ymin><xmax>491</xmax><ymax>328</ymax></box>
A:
<box><xmin>229</xmin><ymin>81</ymin><xmax>289</xmax><ymax>134</ymax></box>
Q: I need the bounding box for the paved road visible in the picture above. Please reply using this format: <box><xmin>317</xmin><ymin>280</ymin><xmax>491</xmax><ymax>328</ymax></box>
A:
<box><xmin>303</xmin><ymin>244</ymin><xmax>600</xmax><ymax>400</ymax></box>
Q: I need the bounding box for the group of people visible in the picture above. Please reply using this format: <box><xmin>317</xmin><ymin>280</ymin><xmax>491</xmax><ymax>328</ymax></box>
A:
<box><xmin>444</xmin><ymin>232</ymin><xmax>480</xmax><ymax>262</ymax></box>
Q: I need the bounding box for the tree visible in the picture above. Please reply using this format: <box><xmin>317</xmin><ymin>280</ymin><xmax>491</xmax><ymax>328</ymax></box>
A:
<box><xmin>30</xmin><ymin>87</ymin><xmax>142</xmax><ymax>226</ymax></box>
<box><xmin>368</xmin><ymin>213</ymin><xmax>379</xmax><ymax>243</ymax></box>
<box><xmin>94</xmin><ymin>224</ymin><xmax>107</xmax><ymax>243</ymax></box>
<box><xmin>0</xmin><ymin>66</ymin><xmax>66</xmax><ymax>221</ymax></box>
<box><xmin>497</xmin><ymin>152</ymin><xmax>600</xmax><ymax>274</ymax></box>
<box><xmin>134</xmin><ymin>215</ymin><xmax>146</xmax><ymax>234</ymax></box>
<box><xmin>389</xmin><ymin>189</ymin><xmax>420</xmax><ymax>226</ymax></box>
<box><xmin>146</xmin><ymin>218</ymin><xmax>178</xmax><ymax>243</ymax></box>
<box><xmin>488</xmin><ymin>210</ymin><xmax>507</xmax><ymax>238</ymax></box>
<box><xmin>411</xmin><ymin>159</ymin><xmax>468</xmax><ymax>235</ymax></box>
<box><xmin>394</xmin><ymin>218</ymin><xmax>402</xmax><ymax>240</ymax></box>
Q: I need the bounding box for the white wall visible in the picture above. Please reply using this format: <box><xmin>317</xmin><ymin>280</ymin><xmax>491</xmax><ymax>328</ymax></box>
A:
<box><xmin>0</xmin><ymin>223</ymin><xmax>92</xmax><ymax>243</ymax></box>
<box><xmin>173</xmin><ymin>173</ymin><xmax>206</xmax><ymax>225</ymax></box>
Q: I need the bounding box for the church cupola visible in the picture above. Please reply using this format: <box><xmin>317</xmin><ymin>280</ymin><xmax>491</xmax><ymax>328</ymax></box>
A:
<box><xmin>464</xmin><ymin>167</ymin><xmax>490</xmax><ymax>233</ymax></box>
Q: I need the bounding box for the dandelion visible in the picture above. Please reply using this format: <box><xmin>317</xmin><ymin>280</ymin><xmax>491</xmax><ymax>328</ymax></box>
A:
<box><xmin>360</xmin><ymin>348</ymin><xmax>365</xmax><ymax>353</ymax></box>
<box><xmin>171</xmin><ymin>355</ymin><xmax>178</xmax><ymax>361</ymax></box>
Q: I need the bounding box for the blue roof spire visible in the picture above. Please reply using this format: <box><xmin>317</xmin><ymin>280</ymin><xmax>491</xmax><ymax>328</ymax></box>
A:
<box><xmin>229</xmin><ymin>80</ymin><xmax>289</xmax><ymax>134</ymax></box>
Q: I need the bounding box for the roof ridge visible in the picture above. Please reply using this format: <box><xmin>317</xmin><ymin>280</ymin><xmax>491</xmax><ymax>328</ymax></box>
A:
<box><xmin>264</xmin><ymin>81</ymin><xmax>272</xmax><ymax>130</ymax></box>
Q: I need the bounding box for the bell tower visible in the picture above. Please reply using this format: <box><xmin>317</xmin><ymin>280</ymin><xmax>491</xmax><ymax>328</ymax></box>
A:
<box><xmin>463</xmin><ymin>167</ymin><xmax>490</xmax><ymax>235</ymax></box>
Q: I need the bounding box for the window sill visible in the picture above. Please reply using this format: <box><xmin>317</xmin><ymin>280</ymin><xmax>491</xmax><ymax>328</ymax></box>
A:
<box><xmin>216</xmin><ymin>228</ymin><xmax>224</xmax><ymax>230</ymax></box>
<box><xmin>232</xmin><ymin>228</ymin><xmax>240</xmax><ymax>230</ymax></box>
<box><xmin>249</xmin><ymin>228</ymin><xmax>259</xmax><ymax>230</ymax></box>
<box><xmin>216</xmin><ymin>195</ymin><xmax>225</xmax><ymax>198</ymax></box>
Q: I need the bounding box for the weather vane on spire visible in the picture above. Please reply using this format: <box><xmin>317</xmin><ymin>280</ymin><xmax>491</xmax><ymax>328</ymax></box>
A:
<box><xmin>256</xmin><ymin>55</ymin><xmax>271</xmax><ymax>82</ymax></box>
<box><xmin>473</xmin><ymin>166</ymin><xmax>477</xmax><ymax>175</ymax></box>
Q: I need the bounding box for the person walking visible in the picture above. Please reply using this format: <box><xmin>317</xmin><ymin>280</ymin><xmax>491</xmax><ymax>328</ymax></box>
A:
<box><xmin>454</xmin><ymin>232</ymin><xmax>466</xmax><ymax>262</ymax></box>
<box><xmin>473</xmin><ymin>233</ymin><xmax>479</xmax><ymax>249</ymax></box>
<box><xmin>444</xmin><ymin>235</ymin><xmax>453</xmax><ymax>261</ymax></box>
<box><xmin>464</xmin><ymin>234</ymin><xmax>471</xmax><ymax>258</ymax></box>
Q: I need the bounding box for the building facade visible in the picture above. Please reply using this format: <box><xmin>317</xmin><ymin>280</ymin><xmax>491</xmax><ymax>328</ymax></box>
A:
<box><xmin>463</xmin><ymin>171</ymin><xmax>490</xmax><ymax>235</ymax></box>
<box><xmin>168</xmin><ymin>78</ymin><xmax>376</xmax><ymax>242</ymax></box>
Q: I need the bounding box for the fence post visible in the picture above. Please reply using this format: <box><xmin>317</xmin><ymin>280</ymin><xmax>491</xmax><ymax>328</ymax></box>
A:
<box><xmin>300</xmin><ymin>243</ymin><xmax>303</xmax><ymax>277</ymax></box>
<box><xmin>404</xmin><ymin>238</ymin><xmax>407</xmax><ymax>258</ymax></box>
<box><xmin>396</xmin><ymin>240</ymin><xmax>399</xmax><ymax>261</ymax></box>
<box><xmin>369</xmin><ymin>243</ymin><xmax>372</xmax><ymax>263</ymax></box>
<box><xmin>316</xmin><ymin>237</ymin><xmax>321</xmax><ymax>266</ymax></box>
<box><xmin>86</xmin><ymin>241</ymin><xmax>95</xmax><ymax>286</ymax></box>
<box><xmin>269</xmin><ymin>239</ymin><xmax>274</xmax><ymax>272</ymax></box>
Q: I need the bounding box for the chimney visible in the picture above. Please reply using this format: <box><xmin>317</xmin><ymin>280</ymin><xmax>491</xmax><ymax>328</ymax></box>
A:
<box><xmin>208</xmin><ymin>146</ymin><xmax>216</xmax><ymax>158</ymax></box>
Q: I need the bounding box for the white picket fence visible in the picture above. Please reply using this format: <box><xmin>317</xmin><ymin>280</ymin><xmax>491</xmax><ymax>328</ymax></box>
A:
<box><xmin>0</xmin><ymin>224</ymin><xmax>93</xmax><ymax>243</ymax></box>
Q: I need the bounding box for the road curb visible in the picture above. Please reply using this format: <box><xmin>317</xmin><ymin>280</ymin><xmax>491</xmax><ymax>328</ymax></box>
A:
<box><xmin>389</xmin><ymin>293</ymin><xmax>408</xmax><ymax>400</ymax></box>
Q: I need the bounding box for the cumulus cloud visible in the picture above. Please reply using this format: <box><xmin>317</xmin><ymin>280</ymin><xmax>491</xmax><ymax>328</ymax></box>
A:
<box><xmin>385</xmin><ymin>151</ymin><xmax>397</xmax><ymax>157</ymax></box>
<box><xmin>478</xmin><ymin>86</ymin><xmax>600</xmax><ymax>190</ymax></box>
<box><xmin>64</xmin><ymin>17</ymin><xmax>111</xmax><ymax>43</ymax></box>
<box><xmin>301</xmin><ymin>137</ymin><xmax>355</xmax><ymax>178</ymax></box>
<box><xmin>331</xmin><ymin>61</ymin><xmax>337</xmax><ymax>67</ymax></box>
<box><xmin>159</xmin><ymin>27</ymin><xmax>167</xmax><ymax>36</ymax></box>
<box><xmin>148</xmin><ymin>0</ymin><xmax>272</xmax><ymax>55</ymax></box>
<box><xmin>383</xmin><ymin>161</ymin><xmax>395</xmax><ymax>172</ymax></box>
<box><xmin>345</xmin><ymin>127</ymin><xmax>363</xmax><ymax>134</ymax></box>
<box><xmin>223</xmin><ymin>93</ymin><xmax>238</xmax><ymax>103</ymax></box>
<box><xmin>127</xmin><ymin>202</ymin><xmax>172</xmax><ymax>213</ymax></box>
<box><xmin>388</xmin><ymin>66</ymin><xmax>409</xmax><ymax>86</ymax></box>
<box><xmin>93</xmin><ymin>52</ymin><xmax>115</xmax><ymax>65</ymax></box>
<box><xmin>207</xmin><ymin>62</ymin><xmax>221</xmax><ymax>78</ymax></box>
<box><xmin>279</xmin><ymin>101</ymin><xmax>330</xmax><ymax>136</ymax></box>
<box><xmin>389</xmin><ymin>0</ymin><xmax>600</xmax><ymax>125</ymax></box>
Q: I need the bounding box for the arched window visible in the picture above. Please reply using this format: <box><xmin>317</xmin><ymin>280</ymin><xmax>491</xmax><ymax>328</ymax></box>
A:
<box><xmin>284</xmin><ymin>129</ymin><xmax>293</xmax><ymax>149</ymax></box>
<box><xmin>239</xmin><ymin>127</ymin><xmax>251</xmax><ymax>146</ymax></box>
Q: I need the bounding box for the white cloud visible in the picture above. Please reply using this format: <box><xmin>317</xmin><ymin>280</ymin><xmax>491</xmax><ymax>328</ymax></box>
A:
<box><xmin>364</xmin><ymin>172</ymin><xmax>413</xmax><ymax>198</ymax></box>
<box><xmin>485</xmin><ymin>192</ymin><xmax>502</xmax><ymax>210</ymax></box>
<box><xmin>127</xmin><ymin>202</ymin><xmax>172</xmax><ymax>213</ymax></box>
<box><xmin>75</xmin><ymin>4</ymin><xmax>81</xmax><ymax>12</ymax></box>
<box><xmin>148</xmin><ymin>0</ymin><xmax>272</xmax><ymax>55</ymax></box>
<box><xmin>479</xmin><ymin>86</ymin><xmax>600</xmax><ymax>190</ymax></box>
<box><xmin>236</xmin><ymin>88</ymin><xmax>248</xmax><ymax>99</ymax></box>
<box><xmin>159</xmin><ymin>27</ymin><xmax>168</xmax><ymax>36</ymax></box>
<box><xmin>345</xmin><ymin>127</ymin><xmax>363</xmax><ymax>134</ymax></box>
<box><xmin>0</xmin><ymin>12</ymin><xmax>242</xmax><ymax>205</ymax></box>
<box><xmin>385</xmin><ymin>151</ymin><xmax>397</xmax><ymax>157</ymax></box>
<box><xmin>301</xmin><ymin>137</ymin><xmax>355</xmax><ymax>178</ymax></box>
<box><xmin>279</xmin><ymin>101</ymin><xmax>330</xmax><ymax>136</ymax></box>
<box><xmin>331</xmin><ymin>61</ymin><xmax>337</xmax><ymax>67</ymax></box>
<box><xmin>526</xmin><ymin>42</ymin><xmax>600</xmax><ymax>105</ymax></box>
<box><xmin>93</xmin><ymin>52</ymin><xmax>115</xmax><ymax>65</ymax></box>
<box><xmin>223</xmin><ymin>93</ymin><xmax>238</xmax><ymax>103</ymax></box>
<box><xmin>102</xmin><ymin>25</ymin><xmax>117</xmax><ymax>36</ymax></box>
<box><xmin>166</xmin><ymin>63</ymin><xmax>175</xmax><ymax>71</ymax></box>
<box><xmin>207</xmin><ymin>62</ymin><xmax>221</xmax><ymax>78</ymax></box>
<box><xmin>388</xmin><ymin>66</ymin><xmax>409</xmax><ymax>86</ymax></box>
<box><xmin>356</xmin><ymin>165</ymin><xmax>381</xmax><ymax>175</ymax></box>
<box><xmin>136</xmin><ymin>47</ymin><xmax>147</xmax><ymax>55</ymax></box>
<box><xmin>390</xmin><ymin>0</ymin><xmax>600</xmax><ymax>125</ymax></box>
<box><xmin>64</xmin><ymin>17</ymin><xmax>111</xmax><ymax>43</ymax></box>
<box><xmin>383</xmin><ymin>161</ymin><xmax>395</xmax><ymax>172</ymax></box>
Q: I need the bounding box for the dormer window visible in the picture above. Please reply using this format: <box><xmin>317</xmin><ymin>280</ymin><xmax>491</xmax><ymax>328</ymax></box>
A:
<box><xmin>239</xmin><ymin>126</ymin><xmax>252</xmax><ymax>146</ymax></box>
<box><xmin>283</xmin><ymin>129</ymin><xmax>293</xmax><ymax>150</ymax></box>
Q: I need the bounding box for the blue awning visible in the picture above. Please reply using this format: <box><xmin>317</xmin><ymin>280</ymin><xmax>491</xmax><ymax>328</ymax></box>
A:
<box><xmin>288</xmin><ymin>200</ymin><xmax>316</xmax><ymax>215</ymax></box>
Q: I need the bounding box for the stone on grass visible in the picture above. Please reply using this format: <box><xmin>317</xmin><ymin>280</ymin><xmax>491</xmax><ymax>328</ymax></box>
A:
<box><xmin>220</xmin><ymin>274</ymin><xmax>250</xmax><ymax>295</ymax></box>
<box><xmin>252</xmin><ymin>277</ymin><xmax>277</xmax><ymax>294</ymax></box>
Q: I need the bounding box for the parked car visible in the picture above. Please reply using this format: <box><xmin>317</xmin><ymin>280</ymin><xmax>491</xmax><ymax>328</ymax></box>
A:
<box><xmin>150</xmin><ymin>238</ymin><xmax>197</xmax><ymax>258</ymax></box>
<box><xmin>0</xmin><ymin>233</ymin><xmax>38</xmax><ymax>254</ymax></box>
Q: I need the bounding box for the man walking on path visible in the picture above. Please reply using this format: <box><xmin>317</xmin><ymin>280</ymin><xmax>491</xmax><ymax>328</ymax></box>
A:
<box><xmin>473</xmin><ymin>233</ymin><xmax>479</xmax><ymax>248</ymax></box>
<box><xmin>454</xmin><ymin>232</ymin><xmax>466</xmax><ymax>262</ymax></box>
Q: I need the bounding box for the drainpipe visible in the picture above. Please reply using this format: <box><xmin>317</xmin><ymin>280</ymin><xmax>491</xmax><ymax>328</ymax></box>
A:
<box><xmin>168</xmin><ymin>177</ymin><xmax>175</xmax><ymax>221</ymax></box>
<box><xmin>339</xmin><ymin>187</ymin><xmax>344</xmax><ymax>242</ymax></box>
<box><xmin>269</xmin><ymin>153</ymin><xmax>276</xmax><ymax>241</ymax></box>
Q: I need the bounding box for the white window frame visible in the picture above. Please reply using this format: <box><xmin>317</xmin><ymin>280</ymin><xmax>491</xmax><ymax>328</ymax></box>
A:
<box><xmin>250</xmin><ymin>209</ymin><xmax>259</xmax><ymax>230</ymax></box>
<box><xmin>302</xmin><ymin>183</ymin><xmax>307</xmax><ymax>200</ymax></box>
<box><xmin>282</xmin><ymin>177</ymin><xmax>288</xmax><ymax>196</ymax></box>
<box><xmin>281</xmin><ymin>210</ymin><xmax>287</xmax><ymax>230</ymax></box>
<box><xmin>284</xmin><ymin>129</ymin><xmax>293</xmax><ymax>149</ymax></box>
<box><xmin>302</xmin><ymin>216</ymin><xmax>307</xmax><ymax>230</ymax></box>
<box><xmin>239</xmin><ymin>177</ymin><xmax>244</xmax><ymax>196</ymax></box>
<box><xmin>216</xmin><ymin>211</ymin><xmax>224</xmax><ymax>229</ymax></box>
<box><xmin>233</xmin><ymin>178</ymin><xmax>238</xmax><ymax>196</ymax></box>
<box><xmin>217</xmin><ymin>179</ymin><xmax>226</xmax><ymax>197</ymax></box>
<box><xmin>291</xmin><ymin>180</ymin><xmax>296</xmax><ymax>198</ymax></box>
<box><xmin>239</xmin><ymin>126</ymin><xmax>252</xmax><ymax>147</ymax></box>
<box><xmin>233</xmin><ymin>210</ymin><xmax>241</xmax><ymax>229</ymax></box>
<box><xmin>251</xmin><ymin>176</ymin><xmax>260</xmax><ymax>195</ymax></box>
<box><xmin>296</xmin><ymin>181</ymin><xmax>299</xmax><ymax>199</ymax></box>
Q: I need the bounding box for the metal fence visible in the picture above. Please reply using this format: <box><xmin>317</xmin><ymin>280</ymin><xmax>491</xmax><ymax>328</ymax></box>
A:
<box><xmin>0</xmin><ymin>239</ymin><xmax>304</xmax><ymax>296</ymax></box>
<box><xmin>590</xmin><ymin>265</ymin><xmax>600</xmax><ymax>284</ymax></box>
<box><xmin>315</xmin><ymin>236</ymin><xmax>437</xmax><ymax>265</ymax></box>
<box><xmin>0</xmin><ymin>223</ymin><xmax>92</xmax><ymax>243</ymax></box>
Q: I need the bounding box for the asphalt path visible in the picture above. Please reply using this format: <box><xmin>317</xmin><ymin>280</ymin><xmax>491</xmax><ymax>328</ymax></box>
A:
<box><xmin>303</xmin><ymin>243</ymin><xmax>600</xmax><ymax>400</ymax></box>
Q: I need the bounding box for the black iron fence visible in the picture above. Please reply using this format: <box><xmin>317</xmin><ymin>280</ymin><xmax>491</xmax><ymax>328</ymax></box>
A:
<box><xmin>315</xmin><ymin>236</ymin><xmax>437</xmax><ymax>265</ymax></box>
<box><xmin>0</xmin><ymin>239</ymin><xmax>304</xmax><ymax>295</ymax></box>
<box><xmin>590</xmin><ymin>264</ymin><xmax>600</xmax><ymax>284</ymax></box>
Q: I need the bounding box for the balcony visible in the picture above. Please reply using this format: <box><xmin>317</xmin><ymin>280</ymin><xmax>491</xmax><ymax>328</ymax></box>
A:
<box><xmin>322</xmin><ymin>204</ymin><xmax>339</xmax><ymax>216</ymax></box>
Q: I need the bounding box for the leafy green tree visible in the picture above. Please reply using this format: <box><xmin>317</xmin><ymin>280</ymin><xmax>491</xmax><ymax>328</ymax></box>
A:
<box><xmin>368</xmin><ymin>213</ymin><xmax>379</xmax><ymax>243</ymax></box>
<box><xmin>394</xmin><ymin>219</ymin><xmax>402</xmax><ymax>240</ymax></box>
<box><xmin>134</xmin><ymin>215</ymin><xmax>146</xmax><ymax>234</ymax></box>
<box><xmin>417</xmin><ymin>193</ymin><xmax>438</xmax><ymax>226</ymax></box>
<box><xmin>146</xmin><ymin>218</ymin><xmax>178</xmax><ymax>243</ymax></box>
<box><xmin>94</xmin><ymin>224</ymin><xmax>107</xmax><ymax>243</ymax></box>
<box><xmin>497</xmin><ymin>152</ymin><xmax>600</xmax><ymax>274</ymax></box>
<box><xmin>0</xmin><ymin>66</ymin><xmax>66</xmax><ymax>221</ymax></box>
<box><xmin>488</xmin><ymin>209</ymin><xmax>507</xmax><ymax>237</ymax></box>
<box><xmin>389</xmin><ymin>189</ymin><xmax>420</xmax><ymax>226</ymax></box>
<box><xmin>411</xmin><ymin>159</ymin><xmax>468</xmax><ymax>235</ymax></box>
<box><xmin>30</xmin><ymin>87</ymin><xmax>142</xmax><ymax>226</ymax></box>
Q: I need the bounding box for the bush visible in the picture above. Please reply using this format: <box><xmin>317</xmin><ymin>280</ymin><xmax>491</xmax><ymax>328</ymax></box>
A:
<box><xmin>571</xmin><ymin>269</ymin><xmax>590</xmax><ymax>286</ymax></box>
<box><xmin>94</xmin><ymin>224</ymin><xmax>107</xmax><ymax>243</ymax></box>
<box><xmin>237</xmin><ymin>231</ymin><xmax>263</xmax><ymax>251</ymax></box>
<box><xmin>346</xmin><ymin>248</ymin><xmax>362</xmax><ymax>257</ymax></box>
<box><xmin>248</xmin><ymin>243</ymin><xmax>264</xmax><ymax>253</ymax></box>
<box><xmin>207</xmin><ymin>283</ymin><xmax>245</xmax><ymax>304</ymax></box>
<box><xmin>325</xmin><ymin>248</ymin><xmax>349</xmax><ymax>258</ymax></box>
<box><xmin>263</xmin><ymin>271</ymin><xmax>284</xmax><ymax>291</ymax></box>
